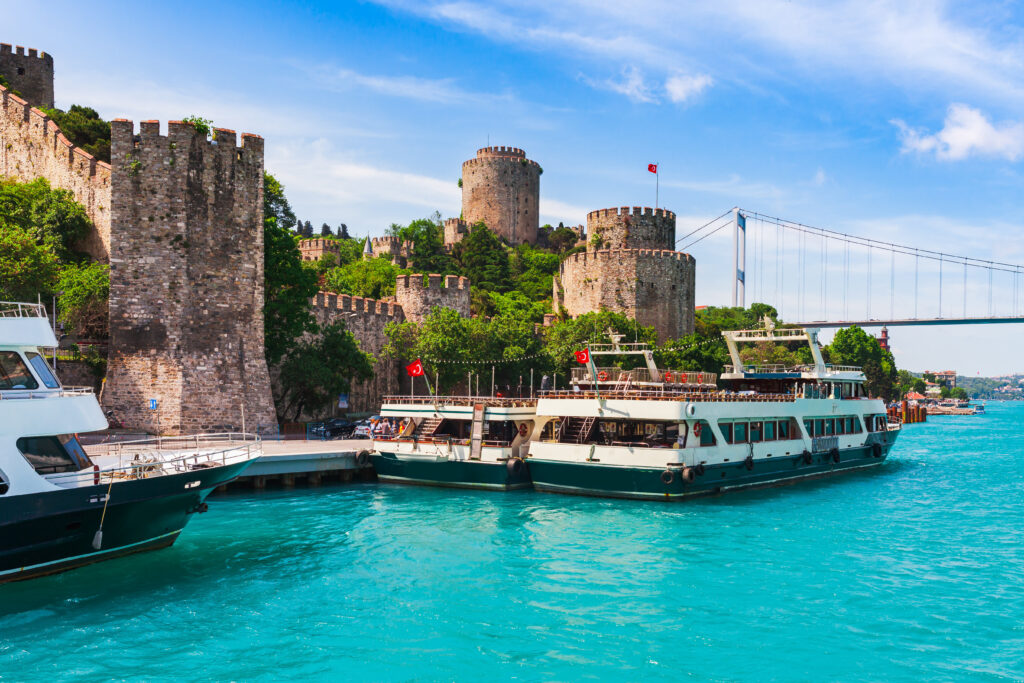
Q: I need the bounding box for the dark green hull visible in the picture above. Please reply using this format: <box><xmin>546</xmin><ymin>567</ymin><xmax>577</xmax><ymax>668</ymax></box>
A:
<box><xmin>371</xmin><ymin>451</ymin><xmax>532</xmax><ymax>491</ymax></box>
<box><xmin>0</xmin><ymin>460</ymin><xmax>251</xmax><ymax>583</ymax></box>
<box><xmin>529</xmin><ymin>439</ymin><xmax>897</xmax><ymax>501</ymax></box>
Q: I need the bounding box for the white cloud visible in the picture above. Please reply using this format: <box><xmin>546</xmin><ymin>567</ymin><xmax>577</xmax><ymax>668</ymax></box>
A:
<box><xmin>602</xmin><ymin>66</ymin><xmax>658</xmax><ymax>103</ymax></box>
<box><xmin>540</xmin><ymin>197</ymin><xmax>589</xmax><ymax>226</ymax></box>
<box><xmin>314</xmin><ymin>66</ymin><xmax>512</xmax><ymax>105</ymax></box>
<box><xmin>665</xmin><ymin>73</ymin><xmax>713</xmax><ymax>103</ymax></box>
<box><xmin>812</xmin><ymin>167</ymin><xmax>827</xmax><ymax>186</ymax></box>
<box><xmin>893</xmin><ymin>104</ymin><xmax>1024</xmax><ymax>161</ymax></box>
<box><xmin>665</xmin><ymin>174</ymin><xmax>782</xmax><ymax>201</ymax></box>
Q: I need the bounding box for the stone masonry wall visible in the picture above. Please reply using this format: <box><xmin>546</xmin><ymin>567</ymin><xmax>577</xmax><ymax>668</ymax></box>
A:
<box><xmin>0</xmin><ymin>44</ymin><xmax>54</xmax><ymax>109</ymax></box>
<box><xmin>394</xmin><ymin>273</ymin><xmax>471</xmax><ymax>323</ymax></box>
<box><xmin>443</xmin><ymin>217</ymin><xmax>467</xmax><ymax>249</ymax></box>
<box><xmin>308</xmin><ymin>292</ymin><xmax>405</xmax><ymax>415</ymax></box>
<box><xmin>102</xmin><ymin>119</ymin><xmax>277</xmax><ymax>434</ymax></box>
<box><xmin>0</xmin><ymin>84</ymin><xmax>112</xmax><ymax>260</ymax></box>
<box><xmin>299</xmin><ymin>238</ymin><xmax>340</xmax><ymax>262</ymax></box>
<box><xmin>587</xmin><ymin>206</ymin><xmax>675</xmax><ymax>251</ymax></box>
<box><xmin>371</xmin><ymin>236</ymin><xmax>413</xmax><ymax>267</ymax></box>
<box><xmin>557</xmin><ymin>249</ymin><xmax>695</xmax><ymax>343</ymax></box>
<box><xmin>461</xmin><ymin>146</ymin><xmax>540</xmax><ymax>245</ymax></box>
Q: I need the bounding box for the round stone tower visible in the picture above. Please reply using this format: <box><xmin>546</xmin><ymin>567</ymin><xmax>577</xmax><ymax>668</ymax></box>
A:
<box><xmin>587</xmin><ymin>206</ymin><xmax>676</xmax><ymax>250</ymax></box>
<box><xmin>554</xmin><ymin>206</ymin><xmax>695</xmax><ymax>343</ymax></box>
<box><xmin>461</xmin><ymin>146</ymin><xmax>540</xmax><ymax>245</ymax></box>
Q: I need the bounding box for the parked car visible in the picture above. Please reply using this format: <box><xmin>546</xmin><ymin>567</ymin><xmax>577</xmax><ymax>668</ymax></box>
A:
<box><xmin>319</xmin><ymin>418</ymin><xmax>355</xmax><ymax>440</ymax></box>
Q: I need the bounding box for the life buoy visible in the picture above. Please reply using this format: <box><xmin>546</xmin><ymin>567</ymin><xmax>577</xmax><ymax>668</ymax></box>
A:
<box><xmin>93</xmin><ymin>464</ymin><xmax>100</xmax><ymax>486</ymax></box>
<box><xmin>693</xmin><ymin>422</ymin><xmax>702</xmax><ymax>437</ymax></box>
<box><xmin>685</xmin><ymin>403</ymin><xmax>696</xmax><ymax>417</ymax></box>
<box><xmin>744</xmin><ymin>454</ymin><xmax>755</xmax><ymax>471</ymax></box>
<box><xmin>597</xmin><ymin>371</ymin><xmax>609</xmax><ymax>381</ymax></box>
<box><xmin>681</xmin><ymin>467</ymin><xmax>695</xmax><ymax>483</ymax></box>
<box><xmin>695</xmin><ymin>463</ymin><xmax>706</xmax><ymax>476</ymax></box>
<box><xmin>830</xmin><ymin>447</ymin><xmax>840</xmax><ymax>464</ymax></box>
<box><xmin>518</xmin><ymin>423</ymin><xmax>529</xmax><ymax>438</ymax></box>
<box><xmin>698</xmin><ymin>373</ymin><xmax>705</xmax><ymax>383</ymax></box>
<box><xmin>507</xmin><ymin>457</ymin><xmax>524</xmax><ymax>475</ymax></box>
<box><xmin>356</xmin><ymin>450</ymin><xmax>371</xmax><ymax>467</ymax></box>
<box><xmin>664</xmin><ymin>371</ymin><xmax>674</xmax><ymax>383</ymax></box>
<box><xmin>660</xmin><ymin>469</ymin><xmax>675</xmax><ymax>484</ymax></box>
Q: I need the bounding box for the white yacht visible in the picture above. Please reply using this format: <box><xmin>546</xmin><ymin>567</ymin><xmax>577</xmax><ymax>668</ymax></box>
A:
<box><xmin>526</xmin><ymin>324</ymin><xmax>901</xmax><ymax>500</ymax></box>
<box><xmin>371</xmin><ymin>395</ymin><xmax>537</xmax><ymax>490</ymax></box>
<box><xmin>0</xmin><ymin>301</ymin><xmax>259</xmax><ymax>583</ymax></box>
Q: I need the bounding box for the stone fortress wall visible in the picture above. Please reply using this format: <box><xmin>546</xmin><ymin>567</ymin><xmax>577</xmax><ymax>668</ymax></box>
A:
<box><xmin>299</xmin><ymin>238</ymin><xmax>339</xmax><ymax>262</ymax></box>
<box><xmin>443</xmin><ymin>217</ymin><xmax>468</xmax><ymax>249</ymax></box>
<box><xmin>310</xmin><ymin>292</ymin><xmax>405</xmax><ymax>414</ymax></box>
<box><xmin>0</xmin><ymin>44</ymin><xmax>54</xmax><ymax>109</ymax></box>
<box><xmin>394</xmin><ymin>274</ymin><xmax>471</xmax><ymax>323</ymax></box>
<box><xmin>0</xmin><ymin>77</ymin><xmax>112</xmax><ymax>260</ymax></box>
<box><xmin>461</xmin><ymin>146</ymin><xmax>540</xmax><ymax>245</ymax></box>
<box><xmin>371</xmin><ymin>236</ymin><xmax>413</xmax><ymax>267</ymax></box>
<box><xmin>101</xmin><ymin>119</ymin><xmax>277</xmax><ymax>434</ymax></box>
<box><xmin>555</xmin><ymin>206</ymin><xmax>695</xmax><ymax>343</ymax></box>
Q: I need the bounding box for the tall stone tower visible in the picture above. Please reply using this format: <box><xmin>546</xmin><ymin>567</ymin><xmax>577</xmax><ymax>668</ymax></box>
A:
<box><xmin>102</xmin><ymin>119</ymin><xmax>277</xmax><ymax>434</ymax></box>
<box><xmin>0</xmin><ymin>44</ymin><xmax>54</xmax><ymax>109</ymax></box>
<box><xmin>554</xmin><ymin>207</ymin><xmax>696</xmax><ymax>343</ymax></box>
<box><xmin>461</xmin><ymin>146</ymin><xmax>540</xmax><ymax>244</ymax></box>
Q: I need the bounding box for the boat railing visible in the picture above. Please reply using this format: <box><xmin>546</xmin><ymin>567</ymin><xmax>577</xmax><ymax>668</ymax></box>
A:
<box><xmin>570</xmin><ymin>367</ymin><xmax>717</xmax><ymax>385</ymax></box>
<box><xmin>374</xmin><ymin>435</ymin><xmax>512</xmax><ymax>448</ymax></box>
<box><xmin>0</xmin><ymin>301</ymin><xmax>47</xmax><ymax>319</ymax></box>
<box><xmin>51</xmin><ymin>433</ymin><xmax>261</xmax><ymax>488</ymax></box>
<box><xmin>381</xmin><ymin>395</ymin><xmax>538</xmax><ymax>408</ymax></box>
<box><xmin>539</xmin><ymin>389</ymin><xmax>797</xmax><ymax>402</ymax></box>
<box><xmin>0</xmin><ymin>386</ymin><xmax>95</xmax><ymax>401</ymax></box>
<box><xmin>724</xmin><ymin>363</ymin><xmax>863</xmax><ymax>375</ymax></box>
<box><xmin>811</xmin><ymin>435</ymin><xmax>839</xmax><ymax>453</ymax></box>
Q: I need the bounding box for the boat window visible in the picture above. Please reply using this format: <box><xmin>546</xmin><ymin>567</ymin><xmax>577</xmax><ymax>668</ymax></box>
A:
<box><xmin>749</xmin><ymin>422</ymin><xmax>763</xmax><ymax>443</ymax></box>
<box><xmin>698</xmin><ymin>421</ymin><xmax>716</xmax><ymax>446</ymax></box>
<box><xmin>16</xmin><ymin>434</ymin><xmax>93</xmax><ymax>474</ymax></box>
<box><xmin>721</xmin><ymin>422</ymin><xmax>733</xmax><ymax>444</ymax></box>
<box><xmin>734</xmin><ymin>422</ymin><xmax>747</xmax><ymax>443</ymax></box>
<box><xmin>825</xmin><ymin>419</ymin><xmax>834</xmax><ymax>436</ymax></box>
<box><xmin>0</xmin><ymin>352</ymin><xmax>39</xmax><ymax>390</ymax></box>
<box><xmin>764</xmin><ymin>421</ymin><xmax>776</xmax><ymax>441</ymax></box>
<box><xmin>25</xmin><ymin>352</ymin><xmax>61</xmax><ymax>389</ymax></box>
<box><xmin>778</xmin><ymin>419</ymin><xmax>790</xmax><ymax>439</ymax></box>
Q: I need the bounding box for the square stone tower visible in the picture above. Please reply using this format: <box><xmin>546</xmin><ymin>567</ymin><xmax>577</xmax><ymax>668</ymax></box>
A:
<box><xmin>0</xmin><ymin>44</ymin><xmax>54</xmax><ymax>109</ymax></box>
<box><xmin>102</xmin><ymin>120</ymin><xmax>277</xmax><ymax>434</ymax></box>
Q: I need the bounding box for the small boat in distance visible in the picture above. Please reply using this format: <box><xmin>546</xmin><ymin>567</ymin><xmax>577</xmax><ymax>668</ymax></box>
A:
<box><xmin>526</xmin><ymin>324</ymin><xmax>901</xmax><ymax>500</ymax></box>
<box><xmin>371</xmin><ymin>394</ymin><xmax>537</xmax><ymax>490</ymax></box>
<box><xmin>0</xmin><ymin>301</ymin><xmax>260</xmax><ymax>583</ymax></box>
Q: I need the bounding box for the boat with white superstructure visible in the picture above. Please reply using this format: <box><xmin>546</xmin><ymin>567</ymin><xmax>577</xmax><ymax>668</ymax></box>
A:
<box><xmin>526</xmin><ymin>323</ymin><xmax>901</xmax><ymax>500</ymax></box>
<box><xmin>0</xmin><ymin>301</ymin><xmax>260</xmax><ymax>582</ymax></box>
<box><xmin>371</xmin><ymin>394</ymin><xmax>537</xmax><ymax>490</ymax></box>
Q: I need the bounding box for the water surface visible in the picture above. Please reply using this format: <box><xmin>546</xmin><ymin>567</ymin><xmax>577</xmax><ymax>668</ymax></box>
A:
<box><xmin>2</xmin><ymin>403</ymin><xmax>1022</xmax><ymax>681</ymax></box>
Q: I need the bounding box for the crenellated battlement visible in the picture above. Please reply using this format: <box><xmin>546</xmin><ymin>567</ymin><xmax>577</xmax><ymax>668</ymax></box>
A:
<box><xmin>476</xmin><ymin>146</ymin><xmax>526</xmax><ymax>159</ymax></box>
<box><xmin>394</xmin><ymin>273</ymin><xmax>472</xmax><ymax>323</ymax></box>
<box><xmin>0</xmin><ymin>43</ymin><xmax>54</xmax><ymax>109</ymax></box>
<box><xmin>0</xmin><ymin>44</ymin><xmax>51</xmax><ymax>59</ymax></box>
<box><xmin>561</xmin><ymin>248</ymin><xmax>694</xmax><ymax>265</ymax></box>
<box><xmin>0</xmin><ymin>83</ymin><xmax>111</xmax><ymax>258</ymax></box>
<box><xmin>312</xmin><ymin>291</ymin><xmax>404</xmax><ymax>319</ymax></box>
<box><xmin>587</xmin><ymin>206</ymin><xmax>676</xmax><ymax>220</ymax></box>
<box><xmin>462</xmin><ymin>155</ymin><xmax>540</xmax><ymax>170</ymax></box>
<box><xmin>110</xmin><ymin>119</ymin><xmax>264</xmax><ymax>157</ymax></box>
<box><xmin>443</xmin><ymin>217</ymin><xmax>468</xmax><ymax>248</ymax></box>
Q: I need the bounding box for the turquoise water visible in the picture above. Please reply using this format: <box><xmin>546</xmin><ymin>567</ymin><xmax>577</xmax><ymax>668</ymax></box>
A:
<box><xmin>2</xmin><ymin>404</ymin><xmax>1023</xmax><ymax>681</ymax></box>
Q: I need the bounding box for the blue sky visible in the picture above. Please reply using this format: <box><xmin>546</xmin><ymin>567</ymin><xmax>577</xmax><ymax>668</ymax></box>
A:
<box><xmin>7</xmin><ymin>1</ymin><xmax>1024</xmax><ymax>375</ymax></box>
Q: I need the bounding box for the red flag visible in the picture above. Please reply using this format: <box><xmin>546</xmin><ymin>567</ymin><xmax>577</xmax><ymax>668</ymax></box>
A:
<box><xmin>648</xmin><ymin>163</ymin><xmax>658</xmax><ymax>174</ymax></box>
<box><xmin>405</xmin><ymin>359</ymin><xmax>425</xmax><ymax>377</ymax></box>
<box><xmin>574</xmin><ymin>349</ymin><xmax>590</xmax><ymax>364</ymax></box>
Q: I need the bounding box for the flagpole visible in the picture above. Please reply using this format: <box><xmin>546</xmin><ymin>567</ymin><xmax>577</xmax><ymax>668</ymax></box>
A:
<box><xmin>656</xmin><ymin>162</ymin><xmax>659</xmax><ymax>209</ymax></box>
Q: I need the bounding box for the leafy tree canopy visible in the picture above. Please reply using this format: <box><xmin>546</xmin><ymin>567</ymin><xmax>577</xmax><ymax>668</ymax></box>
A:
<box><xmin>0</xmin><ymin>177</ymin><xmax>92</xmax><ymax>261</ymax></box>
<box><xmin>263</xmin><ymin>172</ymin><xmax>318</xmax><ymax>365</ymax></box>
<box><xmin>324</xmin><ymin>257</ymin><xmax>409</xmax><ymax>299</ymax></box>
<box><xmin>542</xmin><ymin>311</ymin><xmax>657</xmax><ymax>376</ymax></box>
<box><xmin>827</xmin><ymin>326</ymin><xmax>898</xmax><ymax>400</ymax></box>
<box><xmin>57</xmin><ymin>261</ymin><xmax>109</xmax><ymax>339</ymax></box>
<box><xmin>0</xmin><ymin>226</ymin><xmax>59</xmax><ymax>301</ymax></box>
<box><xmin>456</xmin><ymin>222</ymin><xmax>511</xmax><ymax>291</ymax></box>
<box><xmin>275</xmin><ymin>321</ymin><xmax>375</xmax><ymax>421</ymax></box>
<box><xmin>388</xmin><ymin>213</ymin><xmax>457</xmax><ymax>274</ymax></box>
<box><xmin>42</xmin><ymin>105</ymin><xmax>111</xmax><ymax>163</ymax></box>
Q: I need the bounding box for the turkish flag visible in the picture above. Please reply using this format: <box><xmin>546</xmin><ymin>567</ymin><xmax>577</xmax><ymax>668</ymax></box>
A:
<box><xmin>405</xmin><ymin>359</ymin><xmax>425</xmax><ymax>377</ymax></box>
<box><xmin>648</xmin><ymin>163</ymin><xmax>658</xmax><ymax>173</ymax></box>
<box><xmin>574</xmin><ymin>349</ymin><xmax>590</xmax><ymax>364</ymax></box>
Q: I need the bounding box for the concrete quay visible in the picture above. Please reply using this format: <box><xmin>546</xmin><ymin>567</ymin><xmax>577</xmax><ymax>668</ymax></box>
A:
<box><xmin>222</xmin><ymin>439</ymin><xmax>374</xmax><ymax>491</ymax></box>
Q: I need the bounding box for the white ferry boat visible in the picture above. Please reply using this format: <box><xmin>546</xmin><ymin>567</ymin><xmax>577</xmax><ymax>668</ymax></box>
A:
<box><xmin>0</xmin><ymin>301</ymin><xmax>260</xmax><ymax>582</ymax></box>
<box><xmin>526</xmin><ymin>324</ymin><xmax>901</xmax><ymax>500</ymax></box>
<box><xmin>371</xmin><ymin>395</ymin><xmax>537</xmax><ymax>490</ymax></box>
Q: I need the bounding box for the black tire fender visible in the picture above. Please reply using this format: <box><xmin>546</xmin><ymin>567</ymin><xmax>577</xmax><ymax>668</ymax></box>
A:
<box><xmin>830</xmin><ymin>448</ymin><xmax>840</xmax><ymax>464</ymax></box>
<box><xmin>872</xmin><ymin>442</ymin><xmax>883</xmax><ymax>458</ymax></box>
<box><xmin>356</xmin><ymin>450</ymin><xmax>371</xmax><ymax>467</ymax></box>
<box><xmin>801</xmin><ymin>450</ymin><xmax>813</xmax><ymax>465</ymax></box>
<box><xmin>507</xmin><ymin>457</ymin><xmax>524</xmax><ymax>475</ymax></box>
<box><xmin>660</xmin><ymin>469</ymin><xmax>675</xmax><ymax>485</ymax></box>
<box><xmin>744</xmin><ymin>454</ymin><xmax>754</xmax><ymax>471</ymax></box>
<box><xmin>695</xmin><ymin>463</ymin><xmax>706</xmax><ymax>476</ymax></box>
<box><xmin>681</xmin><ymin>467</ymin><xmax>695</xmax><ymax>483</ymax></box>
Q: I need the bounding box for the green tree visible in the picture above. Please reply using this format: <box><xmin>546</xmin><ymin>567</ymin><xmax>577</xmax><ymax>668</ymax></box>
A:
<box><xmin>457</xmin><ymin>222</ymin><xmax>511</xmax><ymax>291</ymax></box>
<box><xmin>275</xmin><ymin>321</ymin><xmax>375</xmax><ymax>421</ymax></box>
<box><xmin>384</xmin><ymin>307</ymin><xmax>479</xmax><ymax>392</ymax></box>
<box><xmin>0</xmin><ymin>226</ymin><xmax>59</xmax><ymax>301</ymax></box>
<box><xmin>41</xmin><ymin>105</ymin><xmax>111</xmax><ymax>163</ymax></box>
<box><xmin>543</xmin><ymin>311</ymin><xmax>657</xmax><ymax>376</ymax></box>
<box><xmin>547</xmin><ymin>226</ymin><xmax>579</xmax><ymax>252</ymax></box>
<box><xmin>0</xmin><ymin>177</ymin><xmax>93</xmax><ymax>261</ymax></box>
<box><xmin>324</xmin><ymin>257</ymin><xmax>408</xmax><ymax>299</ymax></box>
<box><xmin>57</xmin><ymin>262</ymin><xmax>109</xmax><ymax>339</ymax></box>
<box><xmin>263</xmin><ymin>172</ymin><xmax>318</xmax><ymax>365</ymax></box>
<box><xmin>912</xmin><ymin>378</ymin><xmax>926</xmax><ymax>394</ymax></box>
<box><xmin>826</xmin><ymin>326</ymin><xmax>898</xmax><ymax>400</ymax></box>
<box><xmin>657</xmin><ymin>334</ymin><xmax>731</xmax><ymax>374</ymax></box>
<box><xmin>950</xmin><ymin>386</ymin><xmax>968</xmax><ymax>400</ymax></box>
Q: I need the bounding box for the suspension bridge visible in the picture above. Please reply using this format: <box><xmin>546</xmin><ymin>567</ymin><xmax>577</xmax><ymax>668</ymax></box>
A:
<box><xmin>678</xmin><ymin>208</ymin><xmax>1024</xmax><ymax>329</ymax></box>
